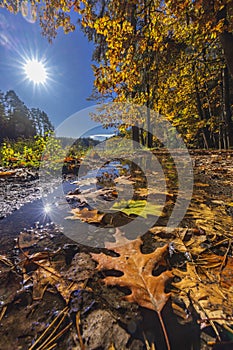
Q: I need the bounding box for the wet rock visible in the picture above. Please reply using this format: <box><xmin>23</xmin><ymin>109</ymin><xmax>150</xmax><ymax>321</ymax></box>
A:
<box><xmin>81</xmin><ymin>309</ymin><xmax>130</xmax><ymax>349</ymax></box>
<box><xmin>65</xmin><ymin>252</ymin><xmax>96</xmax><ymax>282</ymax></box>
<box><xmin>0</xmin><ymin>167</ymin><xmax>58</xmax><ymax>218</ymax></box>
<box><xmin>69</xmin><ymin>289</ymin><xmax>95</xmax><ymax>315</ymax></box>
<box><xmin>0</xmin><ymin>266</ymin><xmax>21</xmax><ymax>305</ymax></box>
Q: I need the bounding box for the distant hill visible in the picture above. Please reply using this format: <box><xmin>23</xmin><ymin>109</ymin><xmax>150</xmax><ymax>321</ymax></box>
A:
<box><xmin>82</xmin><ymin>125</ymin><xmax>117</xmax><ymax>140</ymax></box>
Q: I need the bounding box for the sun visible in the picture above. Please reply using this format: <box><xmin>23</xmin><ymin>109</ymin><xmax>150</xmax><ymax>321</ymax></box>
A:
<box><xmin>24</xmin><ymin>59</ymin><xmax>48</xmax><ymax>85</ymax></box>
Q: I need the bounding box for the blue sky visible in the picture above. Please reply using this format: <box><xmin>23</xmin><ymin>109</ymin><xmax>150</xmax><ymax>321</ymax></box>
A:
<box><xmin>0</xmin><ymin>7</ymin><xmax>95</xmax><ymax>128</ymax></box>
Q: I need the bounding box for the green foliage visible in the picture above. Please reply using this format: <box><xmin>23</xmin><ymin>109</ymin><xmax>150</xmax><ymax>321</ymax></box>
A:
<box><xmin>68</xmin><ymin>137</ymin><xmax>100</xmax><ymax>157</ymax></box>
<box><xmin>0</xmin><ymin>133</ymin><xmax>64</xmax><ymax>169</ymax></box>
<box><xmin>26</xmin><ymin>0</ymin><xmax>233</xmax><ymax>149</ymax></box>
<box><xmin>0</xmin><ymin>133</ymin><xmax>98</xmax><ymax>171</ymax></box>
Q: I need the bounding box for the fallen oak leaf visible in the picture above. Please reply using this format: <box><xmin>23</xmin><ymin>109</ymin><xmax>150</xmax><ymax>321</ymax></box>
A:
<box><xmin>197</xmin><ymin>253</ymin><xmax>233</xmax><ymax>289</ymax></box>
<box><xmin>91</xmin><ymin>229</ymin><xmax>173</xmax><ymax>349</ymax></box>
<box><xmin>24</xmin><ymin>260</ymin><xmax>86</xmax><ymax>303</ymax></box>
<box><xmin>18</xmin><ymin>231</ymin><xmax>41</xmax><ymax>249</ymax></box>
<box><xmin>17</xmin><ymin>248</ymin><xmax>62</xmax><ymax>272</ymax></box>
<box><xmin>173</xmin><ymin>263</ymin><xmax>233</xmax><ymax>327</ymax></box>
<box><xmin>66</xmin><ymin>208</ymin><xmax>104</xmax><ymax>224</ymax></box>
<box><xmin>0</xmin><ymin>255</ymin><xmax>14</xmax><ymax>268</ymax></box>
<box><xmin>0</xmin><ymin>256</ymin><xmax>21</xmax><ymax>305</ymax></box>
<box><xmin>31</xmin><ymin>264</ymin><xmax>59</xmax><ymax>300</ymax></box>
<box><xmin>17</xmin><ymin>245</ymin><xmax>86</xmax><ymax>303</ymax></box>
<box><xmin>72</xmin><ymin>177</ymin><xmax>98</xmax><ymax>187</ymax></box>
<box><xmin>114</xmin><ymin>176</ymin><xmax>135</xmax><ymax>185</ymax></box>
<box><xmin>187</xmin><ymin>203</ymin><xmax>233</xmax><ymax>237</ymax></box>
<box><xmin>0</xmin><ymin>170</ymin><xmax>17</xmax><ymax>177</ymax></box>
<box><xmin>91</xmin><ymin>230</ymin><xmax>173</xmax><ymax>312</ymax></box>
<box><xmin>149</xmin><ymin>227</ymin><xmax>208</xmax><ymax>256</ymax></box>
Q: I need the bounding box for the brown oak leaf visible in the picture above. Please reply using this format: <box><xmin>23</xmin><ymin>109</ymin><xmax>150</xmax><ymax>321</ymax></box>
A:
<box><xmin>91</xmin><ymin>229</ymin><xmax>173</xmax><ymax>313</ymax></box>
<box><xmin>67</xmin><ymin>208</ymin><xmax>104</xmax><ymax>224</ymax></box>
<box><xmin>24</xmin><ymin>259</ymin><xmax>86</xmax><ymax>303</ymax></box>
<box><xmin>0</xmin><ymin>170</ymin><xmax>17</xmax><ymax>177</ymax></box>
<box><xmin>173</xmin><ymin>262</ymin><xmax>233</xmax><ymax>326</ymax></box>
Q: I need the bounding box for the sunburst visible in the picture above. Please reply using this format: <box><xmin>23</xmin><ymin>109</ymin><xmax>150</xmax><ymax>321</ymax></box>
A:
<box><xmin>23</xmin><ymin>58</ymin><xmax>48</xmax><ymax>85</ymax></box>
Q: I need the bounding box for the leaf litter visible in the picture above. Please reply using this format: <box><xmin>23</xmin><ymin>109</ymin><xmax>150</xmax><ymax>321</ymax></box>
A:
<box><xmin>0</xmin><ymin>150</ymin><xmax>233</xmax><ymax>349</ymax></box>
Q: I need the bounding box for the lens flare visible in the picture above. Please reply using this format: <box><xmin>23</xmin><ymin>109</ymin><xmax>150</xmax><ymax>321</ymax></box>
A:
<box><xmin>44</xmin><ymin>204</ymin><xmax>52</xmax><ymax>214</ymax></box>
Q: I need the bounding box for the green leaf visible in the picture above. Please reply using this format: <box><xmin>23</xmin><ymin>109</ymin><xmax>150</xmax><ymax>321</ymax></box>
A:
<box><xmin>111</xmin><ymin>200</ymin><xmax>162</xmax><ymax>218</ymax></box>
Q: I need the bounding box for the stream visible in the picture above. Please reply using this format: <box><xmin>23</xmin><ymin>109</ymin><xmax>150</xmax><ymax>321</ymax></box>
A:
<box><xmin>0</xmin><ymin>160</ymin><xmax>133</xmax><ymax>251</ymax></box>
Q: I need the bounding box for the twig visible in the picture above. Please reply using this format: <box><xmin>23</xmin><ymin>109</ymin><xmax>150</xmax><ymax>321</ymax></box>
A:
<box><xmin>44</xmin><ymin>344</ymin><xmax>57</xmax><ymax>350</ymax></box>
<box><xmin>76</xmin><ymin>311</ymin><xmax>85</xmax><ymax>350</ymax></box>
<box><xmin>157</xmin><ymin>311</ymin><xmax>170</xmax><ymax>350</ymax></box>
<box><xmin>0</xmin><ymin>306</ymin><xmax>7</xmax><ymax>322</ymax></box>
<box><xmin>143</xmin><ymin>332</ymin><xmax>156</xmax><ymax>350</ymax></box>
<box><xmin>219</xmin><ymin>239</ymin><xmax>232</xmax><ymax>277</ymax></box>
<box><xmin>194</xmin><ymin>299</ymin><xmax>221</xmax><ymax>342</ymax></box>
<box><xmin>208</xmin><ymin>340</ymin><xmax>233</xmax><ymax>346</ymax></box>
<box><xmin>142</xmin><ymin>332</ymin><xmax>151</xmax><ymax>350</ymax></box>
<box><xmin>198</xmin><ymin>317</ymin><xmax>233</xmax><ymax>323</ymax></box>
<box><xmin>223</xmin><ymin>324</ymin><xmax>233</xmax><ymax>335</ymax></box>
<box><xmin>33</xmin><ymin>263</ymin><xmax>61</xmax><ymax>279</ymax></box>
<box><xmin>28</xmin><ymin>306</ymin><xmax>68</xmax><ymax>350</ymax></box>
<box><xmin>36</xmin><ymin>311</ymin><xmax>68</xmax><ymax>350</ymax></box>
<box><xmin>40</xmin><ymin>322</ymin><xmax>72</xmax><ymax>350</ymax></box>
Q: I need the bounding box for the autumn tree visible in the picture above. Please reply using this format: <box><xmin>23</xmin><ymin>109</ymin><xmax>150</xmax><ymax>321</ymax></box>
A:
<box><xmin>82</xmin><ymin>0</ymin><xmax>233</xmax><ymax>148</ymax></box>
<box><xmin>2</xmin><ymin>0</ymin><xmax>233</xmax><ymax>148</ymax></box>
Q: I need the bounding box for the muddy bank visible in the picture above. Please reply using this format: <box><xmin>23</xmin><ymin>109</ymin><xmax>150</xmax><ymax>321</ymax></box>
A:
<box><xmin>0</xmin><ymin>168</ymin><xmax>40</xmax><ymax>218</ymax></box>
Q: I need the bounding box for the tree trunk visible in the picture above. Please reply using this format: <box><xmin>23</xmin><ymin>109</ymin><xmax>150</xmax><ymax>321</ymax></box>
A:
<box><xmin>146</xmin><ymin>81</ymin><xmax>153</xmax><ymax>148</ymax></box>
<box><xmin>215</xmin><ymin>1</ymin><xmax>233</xmax><ymax>78</ymax></box>
<box><xmin>195</xmin><ymin>86</ymin><xmax>211</xmax><ymax>149</ymax></box>
<box><xmin>146</xmin><ymin>105</ymin><xmax>153</xmax><ymax>148</ymax></box>
<box><xmin>132</xmin><ymin>124</ymin><xmax>140</xmax><ymax>146</ymax></box>
<box><xmin>222</xmin><ymin>65</ymin><xmax>233</xmax><ymax>148</ymax></box>
<box><xmin>220</xmin><ymin>31</ymin><xmax>233</xmax><ymax>79</ymax></box>
<box><xmin>140</xmin><ymin>128</ymin><xmax>145</xmax><ymax>146</ymax></box>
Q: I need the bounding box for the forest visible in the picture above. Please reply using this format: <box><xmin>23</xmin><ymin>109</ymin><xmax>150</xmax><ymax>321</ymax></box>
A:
<box><xmin>0</xmin><ymin>90</ymin><xmax>100</xmax><ymax>168</ymax></box>
<box><xmin>0</xmin><ymin>89</ymin><xmax>54</xmax><ymax>141</ymax></box>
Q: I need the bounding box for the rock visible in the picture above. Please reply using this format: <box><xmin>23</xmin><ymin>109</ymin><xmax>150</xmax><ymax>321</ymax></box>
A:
<box><xmin>65</xmin><ymin>252</ymin><xmax>96</xmax><ymax>282</ymax></box>
<box><xmin>81</xmin><ymin>309</ymin><xmax>130</xmax><ymax>349</ymax></box>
